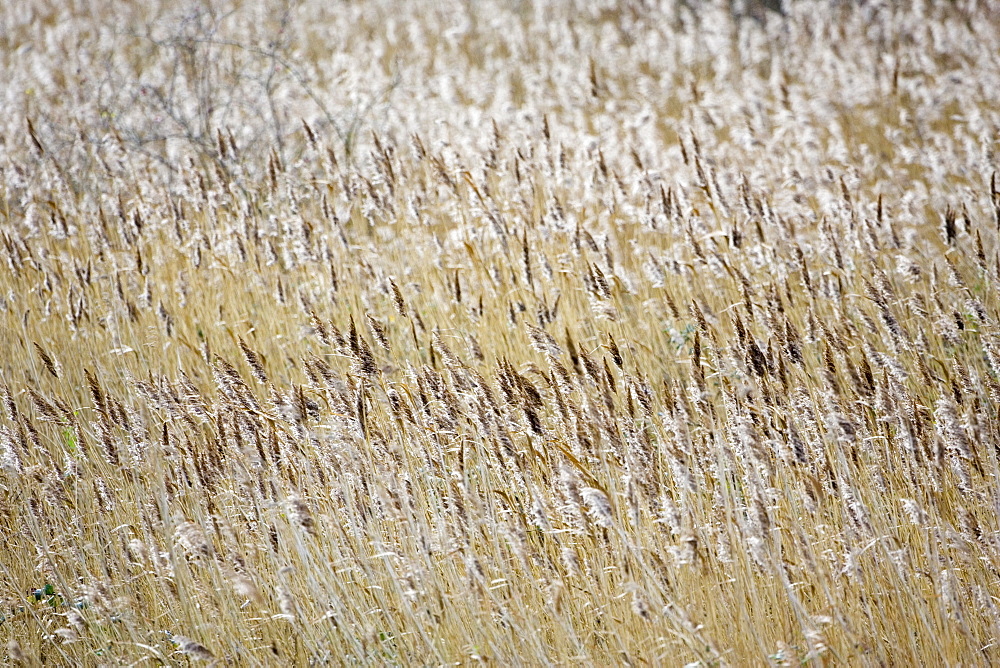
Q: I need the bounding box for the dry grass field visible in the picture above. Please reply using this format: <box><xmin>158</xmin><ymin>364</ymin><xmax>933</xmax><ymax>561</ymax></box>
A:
<box><xmin>3</xmin><ymin>0</ymin><xmax>1000</xmax><ymax>664</ymax></box>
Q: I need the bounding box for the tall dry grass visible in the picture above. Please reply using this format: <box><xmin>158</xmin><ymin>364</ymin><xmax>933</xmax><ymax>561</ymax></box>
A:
<box><xmin>3</xmin><ymin>0</ymin><xmax>1000</xmax><ymax>664</ymax></box>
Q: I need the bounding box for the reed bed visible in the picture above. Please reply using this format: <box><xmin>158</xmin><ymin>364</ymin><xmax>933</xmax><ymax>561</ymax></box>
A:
<box><xmin>3</xmin><ymin>0</ymin><xmax>1000</xmax><ymax>664</ymax></box>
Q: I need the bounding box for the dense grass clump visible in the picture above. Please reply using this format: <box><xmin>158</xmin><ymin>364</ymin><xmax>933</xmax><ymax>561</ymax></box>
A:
<box><xmin>3</xmin><ymin>0</ymin><xmax>1000</xmax><ymax>664</ymax></box>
